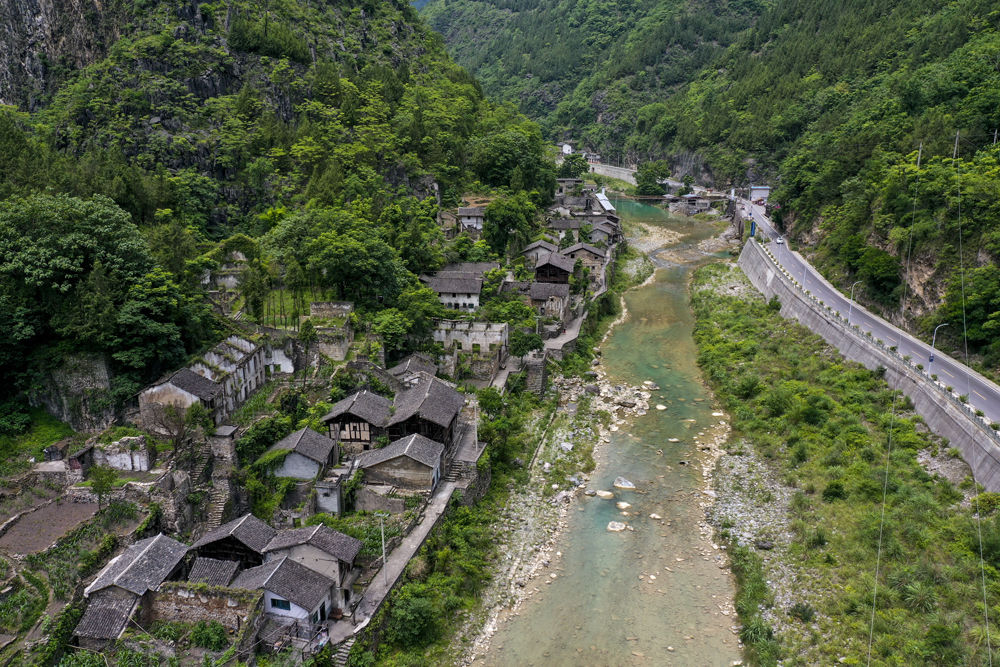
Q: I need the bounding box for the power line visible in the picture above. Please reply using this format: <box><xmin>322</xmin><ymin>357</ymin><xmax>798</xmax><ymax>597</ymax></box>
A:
<box><xmin>952</xmin><ymin>130</ymin><xmax>993</xmax><ymax>665</ymax></box>
<box><xmin>866</xmin><ymin>145</ymin><xmax>925</xmax><ymax>665</ymax></box>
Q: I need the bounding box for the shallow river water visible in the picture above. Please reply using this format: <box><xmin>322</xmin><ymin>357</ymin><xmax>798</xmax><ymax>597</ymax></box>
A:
<box><xmin>480</xmin><ymin>200</ymin><xmax>741</xmax><ymax>666</ymax></box>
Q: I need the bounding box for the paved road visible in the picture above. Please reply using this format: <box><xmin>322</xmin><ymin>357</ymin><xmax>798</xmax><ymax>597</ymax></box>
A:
<box><xmin>739</xmin><ymin>200</ymin><xmax>1000</xmax><ymax>427</ymax></box>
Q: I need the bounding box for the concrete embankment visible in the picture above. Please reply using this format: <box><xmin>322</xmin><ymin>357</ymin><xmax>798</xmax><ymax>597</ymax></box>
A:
<box><xmin>738</xmin><ymin>240</ymin><xmax>1000</xmax><ymax>491</ymax></box>
<box><xmin>588</xmin><ymin>162</ymin><xmax>636</xmax><ymax>185</ymax></box>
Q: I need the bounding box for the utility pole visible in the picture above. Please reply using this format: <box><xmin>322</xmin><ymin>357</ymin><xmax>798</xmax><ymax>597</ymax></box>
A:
<box><xmin>379</xmin><ymin>512</ymin><xmax>388</xmax><ymax>589</ymax></box>
<box><xmin>930</xmin><ymin>323</ymin><xmax>949</xmax><ymax>378</ymax></box>
<box><xmin>847</xmin><ymin>281</ymin><xmax>862</xmax><ymax>327</ymax></box>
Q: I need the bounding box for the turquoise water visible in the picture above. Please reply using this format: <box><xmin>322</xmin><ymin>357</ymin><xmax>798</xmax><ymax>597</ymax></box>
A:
<box><xmin>480</xmin><ymin>200</ymin><xmax>741</xmax><ymax>666</ymax></box>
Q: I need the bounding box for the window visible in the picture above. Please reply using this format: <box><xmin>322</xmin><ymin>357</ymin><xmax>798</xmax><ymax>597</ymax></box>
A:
<box><xmin>271</xmin><ymin>598</ymin><xmax>291</xmax><ymax>611</ymax></box>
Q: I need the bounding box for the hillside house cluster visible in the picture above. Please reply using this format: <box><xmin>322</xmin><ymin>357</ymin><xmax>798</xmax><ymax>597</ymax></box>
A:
<box><xmin>76</xmin><ymin>515</ymin><xmax>364</xmax><ymax>649</ymax></box>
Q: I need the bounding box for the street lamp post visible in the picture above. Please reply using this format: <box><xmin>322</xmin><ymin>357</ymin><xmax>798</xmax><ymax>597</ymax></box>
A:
<box><xmin>847</xmin><ymin>281</ymin><xmax>863</xmax><ymax>326</ymax></box>
<box><xmin>930</xmin><ymin>323</ymin><xmax>949</xmax><ymax>378</ymax></box>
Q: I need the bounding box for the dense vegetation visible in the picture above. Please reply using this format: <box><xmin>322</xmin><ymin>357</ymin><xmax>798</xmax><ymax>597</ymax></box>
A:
<box><xmin>0</xmin><ymin>0</ymin><xmax>556</xmax><ymax>431</ymax></box>
<box><xmin>421</xmin><ymin>0</ymin><xmax>1000</xmax><ymax>373</ymax></box>
<box><xmin>693</xmin><ymin>263</ymin><xmax>998</xmax><ymax>665</ymax></box>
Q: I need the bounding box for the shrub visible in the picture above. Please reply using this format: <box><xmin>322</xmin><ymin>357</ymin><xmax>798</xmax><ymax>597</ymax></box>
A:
<box><xmin>789</xmin><ymin>601</ymin><xmax>815</xmax><ymax>622</ymax></box>
<box><xmin>822</xmin><ymin>480</ymin><xmax>847</xmax><ymax>501</ymax></box>
<box><xmin>191</xmin><ymin>620</ymin><xmax>229</xmax><ymax>651</ymax></box>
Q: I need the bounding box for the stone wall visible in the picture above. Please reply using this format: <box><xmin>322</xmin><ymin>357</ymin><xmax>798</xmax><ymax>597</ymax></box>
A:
<box><xmin>738</xmin><ymin>240</ymin><xmax>1000</xmax><ymax>490</ymax></box>
<box><xmin>523</xmin><ymin>352</ymin><xmax>548</xmax><ymax>394</ymax></box>
<box><xmin>145</xmin><ymin>584</ymin><xmax>262</xmax><ymax>635</ymax></box>
<box><xmin>30</xmin><ymin>353</ymin><xmax>116</xmax><ymax>431</ymax></box>
<box><xmin>354</xmin><ymin>487</ymin><xmax>407</xmax><ymax>513</ymax></box>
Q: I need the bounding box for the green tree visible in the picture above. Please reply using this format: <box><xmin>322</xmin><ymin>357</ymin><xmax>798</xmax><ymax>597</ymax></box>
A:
<box><xmin>636</xmin><ymin>160</ymin><xmax>670</xmax><ymax>196</ymax></box>
<box><xmin>483</xmin><ymin>193</ymin><xmax>537</xmax><ymax>257</ymax></box>
<box><xmin>88</xmin><ymin>465</ymin><xmax>117</xmax><ymax>509</ymax></box>
<box><xmin>299</xmin><ymin>318</ymin><xmax>317</xmax><ymax>386</ymax></box>
<box><xmin>373</xmin><ymin>309</ymin><xmax>413</xmax><ymax>361</ymax></box>
<box><xmin>509</xmin><ymin>329</ymin><xmax>543</xmax><ymax>357</ymax></box>
<box><xmin>558</xmin><ymin>153</ymin><xmax>589</xmax><ymax>179</ymax></box>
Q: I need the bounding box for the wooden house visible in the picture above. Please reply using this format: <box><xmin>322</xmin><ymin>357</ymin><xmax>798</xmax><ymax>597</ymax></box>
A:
<box><xmin>321</xmin><ymin>390</ymin><xmax>392</xmax><ymax>455</ymax></box>
<box><xmin>386</xmin><ymin>373</ymin><xmax>465</xmax><ymax>446</ymax></box>
<box><xmin>189</xmin><ymin>514</ymin><xmax>277</xmax><ymax>569</ymax></box>
<box><xmin>534</xmin><ymin>251</ymin><xmax>574</xmax><ymax>284</ymax></box>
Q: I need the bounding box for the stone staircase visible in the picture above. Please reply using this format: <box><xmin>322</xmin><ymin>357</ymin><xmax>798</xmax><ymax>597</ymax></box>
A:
<box><xmin>332</xmin><ymin>637</ymin><xmax>355</xmax><ymax>666</ymax></box>
<box><xmin>188</xmin><ymin>439</ymin><xmax>213</xmax><ymax>484</ymax></box>
<box><xmin>206</xmin><ymin>480</ymin><xmax>229</xmax><ymax>529</ymax></box>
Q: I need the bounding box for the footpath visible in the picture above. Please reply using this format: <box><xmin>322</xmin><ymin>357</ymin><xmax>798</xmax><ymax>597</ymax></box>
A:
<box><xmin>325</xmin><ymin>480</ymin><xmax>458</xmax><ymax>645</ymax></box>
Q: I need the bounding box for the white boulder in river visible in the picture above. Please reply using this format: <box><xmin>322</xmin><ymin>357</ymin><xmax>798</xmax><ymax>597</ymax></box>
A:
<box><xmin>613</xmin><ymin>476</ymin><xmax>636</xmax><ymax>490</ymax></box>
<box><xmin>595</xmin><ymin>490</ymin><xmax>614</xmax><ymax>499</ymax></box>
<box><xmin>607</xmin><ymin>521</ymin><xmax>627</xmax><ymax>532</ymax></box>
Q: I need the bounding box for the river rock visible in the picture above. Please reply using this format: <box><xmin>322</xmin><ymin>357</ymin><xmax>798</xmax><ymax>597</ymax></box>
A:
<box><xmin>595</xmin><ymin>490</ymin><xmax>614</xmax><ymax>499</ymax></box>
<box><xmin>607</xmin><ymin>521</ymin><xmax>627</xmax><ymax>532</ymax></box>
<box><xmin>712</xmin><ymin>411</ymin><xmax>725</xmax><ymax>417</ymax></box>
<box><xmin>543</xmin><ymin>462</ymin><xmax>552</xmax><ymax>472</ymax></box>
<box><xmin>585</xmin><ymin>385</ymin><xmax>600</xmax><ymax>395</ymax></box>
<box><xmin>560</xmin><ymin>441</ymin><xmax>574</xmax><ymax>452</ymax></box>
<box><xmin>668</xmin><ymin>437</ymin><xmax>680</xmax><ymax>442</ymax></box>
<box><xmin>650</xmin><ymin>513</ymin><xmax>662</xmax><ymax>520</ymax></box>
<box><xmin>754</xmin><ymin>539</ymin><xmax>775</xmax><ymax>551</ymax></box>
<box><xmin>617</xmin><ymin>501</ymin><xmax>631</xmax><ymax>510</ymax></box>
<box><xmin>614</xmin><ymin>476</ymin><xmax>636</xmax><ymax>489</ymax></box>
<box><xmin>656</xmin><ymin>404</ymin><xmax>667</xmax><ymax>410</ymax></box>
<box><xmin>584</xmin><ymin>489</ymin><xmax>597</xmax><ymax>497</ymax></box>
<box><xmin>584</xmin><ymin>371</ymin><xmax>598</xmax><ymax>379</ymax></box>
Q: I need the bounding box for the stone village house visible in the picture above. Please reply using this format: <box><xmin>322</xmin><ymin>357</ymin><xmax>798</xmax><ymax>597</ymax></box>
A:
<box><xmin>75</xmin><ymin>534</ymin><xmax>188</xmax><ymax>649</ymax></box>
<box><xmin>264</xmin><ymin>427</ymin><xmax>339</xmax><ymax>480</ymax></box>
<box><xmin>139</xmin><ymin>335</ymin><xmax>271</xmax><ymax>428</ymax></box>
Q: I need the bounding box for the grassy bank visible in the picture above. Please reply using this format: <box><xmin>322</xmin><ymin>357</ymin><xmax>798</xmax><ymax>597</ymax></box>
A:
<box><xmin>691</xmin><ymin>262</ymin><xmax>998</xmax><ymax>666</ymax></box>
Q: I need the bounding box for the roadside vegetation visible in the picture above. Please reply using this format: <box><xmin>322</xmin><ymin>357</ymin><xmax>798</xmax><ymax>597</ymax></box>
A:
<box><xmin>692</xmin><ymin>262</ymin><xmax>998</xmax><ymax>666</ymax></box>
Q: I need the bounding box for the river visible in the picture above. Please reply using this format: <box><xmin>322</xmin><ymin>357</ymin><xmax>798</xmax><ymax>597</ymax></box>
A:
<box><xmin>478</xmin><ymin>200</ymin><xmax>742</xmax><ymax>666</ymax></box>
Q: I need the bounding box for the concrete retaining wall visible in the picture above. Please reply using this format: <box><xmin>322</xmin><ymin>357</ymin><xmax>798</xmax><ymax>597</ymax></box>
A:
<box><xmin>738</xmin><ymin>240</ymin><xmax>1000</xmax><ymax>490</ymax></box>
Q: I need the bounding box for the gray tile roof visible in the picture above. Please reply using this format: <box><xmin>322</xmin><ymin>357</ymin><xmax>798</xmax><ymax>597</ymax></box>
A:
<box><xmin>440</xmin><ymin>262</ymin><xmax>499</xmax><ymax>277</ymax></box>
<box><xmin>168</xmin><ymin>368</ymin><xmax>222</xmax><ymax>401</ymax></box>
<box><xmin>548</xmin><ymin>218</ymin><xmax>582</xmax><ymax>230</ymax></box>
<box><xmin>530</xmin><ymin>282</ymin><xmax>570</xmax><ymax>300</ymax></box>
<box><xmin>267</xmin><ymin>428</ymin><xmax>335</xmax><ymax>464</ymax></box>
<box><xmin>388</xmin><ymin>354</ymin><xmax>437</xmax><ymax>379</ymax></box>
<box><xmin>388</xmin><ymin>373</ymin><xmax>464</xmax><ymax>429</ymax></box>
<box><xmin>231</xmin><ymin>556</ymin><xmax>333</xmax><ymax>612</ymax></box>
<box><xmin>564</xmin><ymin>243</ymin><xmax>605</xmax><ymax>258</ymax></box>
<box><xmin>425</xmin><ymin>275</ymin><xmax>482</xmax><ymax>296</ymax></box>
<box><xmin>191</xmin><ymin>513</ymin><xmax>277</xmax><ymax>554</ymax></box>
<box><xmin>264</xmin><ymin>525</ymin><xmax>363</xmax><ymax>564</ymax></box>
<box><xmin>85</xmin><ymin>534</ymin><xmax>187</xmax><ymax>597</ymax></box>
<box><xmin>535</xmin><ymin>252</ymin><xmax>575</xmax><ymax>273</ymax></box>
<box><xmin>522</xmin><ymin>240</ymin><xmax>557</xmax><ymax>254</ymax></box>
<box><xmin>188</xmin><ymin>557</ymin><xmax>239</xmax><ymax>586</ymax></box>
<box><xmin>322</xmin><ymin>390</ymin><xmax>392</xmax><ymax>427</ymax></box>
<box><xmin>499</xmin><ymin>280</ymin><xmax>530</xmax><ymax>296</ymax></box>
<box><xmin>457</xmin><ymin>207</ymin><xmax>485</xmax><ymax>216</ymax></box>
<box><xmin>358</xmin><ymin>434</ymin><xmax>444</xmax><ymax>470</ymax></box>
<box><xmin>74</xmin><ymin>591</ymin><xmax>138</xmax><ymax>640</ymax></box>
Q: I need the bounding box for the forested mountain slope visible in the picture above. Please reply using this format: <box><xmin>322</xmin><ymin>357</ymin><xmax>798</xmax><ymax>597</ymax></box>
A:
<box><xmin>421</xmin><ymin>0</ymin><xmax>760</xmax><ymax>159</ymax></box>
<box><xmin>0</xmin><ymin>0</ymin><xmax>553</xmax><ymax>429</ymax></box>
<box><xmin>424</xmin><ymin>0</ymin><xmax>1000</xmax><ymax>373</ymax></box>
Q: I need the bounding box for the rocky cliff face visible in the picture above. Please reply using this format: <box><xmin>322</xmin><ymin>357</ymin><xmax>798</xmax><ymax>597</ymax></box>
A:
<box><xmin>0</xmin><ymin>0</ymin><xmax>126</xmax><ymax>108</ymax></box>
